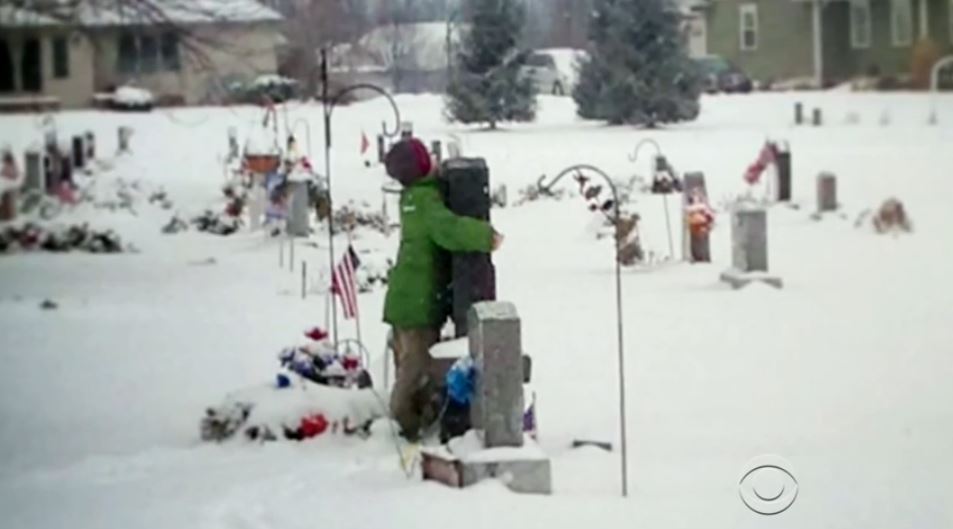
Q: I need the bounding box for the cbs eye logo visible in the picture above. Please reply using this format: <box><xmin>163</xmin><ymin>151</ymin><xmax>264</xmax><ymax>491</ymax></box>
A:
<box><xmin>738</xmin><ymin>455</ymin><xmax>798</xmax><ymax>515</ymax></box>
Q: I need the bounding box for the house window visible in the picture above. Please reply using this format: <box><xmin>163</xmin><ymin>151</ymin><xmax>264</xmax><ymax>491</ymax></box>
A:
<box><xmin>118</xmin><ymin>32</ymin><xmax>138</xmax><ymax>74</ymax></box>
<box><xmin>53</xmin><ymin>36</ymin><xmax>69</xmax><ymax>78</ymax></box>
<box><xmin>139</xmin><ymin>35</ymin><xmax>158</xmax><ymax>73</ymax></box>
<box><xmin>739</xmin><ymin>4</ymin><xmax>759</xmax><ymax>51</ymax></box>
<box><xmin>850</xmin><ymin>0</ymin><xmax>872</xmax><ymax>49</ymax></box>
<box><xmin>891</xmin><ymin>0</ymin><xmax>913</xmax><ymax>47</ymax></box>
<box><xmin>118</xmin><ymin>32</ymin><xmax>180</xmax><ymax>75</ymax></box>
<box><xmin>160</xmin><ymin>32</ymin><xmax>180</xmax><ymax>71</ymax></box>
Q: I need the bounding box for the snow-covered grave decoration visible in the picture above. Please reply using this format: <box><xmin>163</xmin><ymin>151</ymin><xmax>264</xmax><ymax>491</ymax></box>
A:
<box><xmin>682</xmin><ymin>172</ymin><xmax>714</xmax><ymax>263</ymax></box>
<box><xmin>0</xmin><ymin>223</ymin><xmax>128</xmax><ymax>254</ymax></box>
<box><xmin>720</xmin><ymin>205</ymin><xmax>783</xmax><ymax>289</ymax></box>
<box><xmin>200</xmin><ymin>327</ymin><xmax>383</xmax><ymax>443</ymax></box>
<box><xmin>855</xmin><ymin>197</ymin><xmax>914</xmax><ymax>234</ymax></box>
<box><xmin>421</xmin><ymin>302</ymin><xmax>552</xmax><ymax>495</ymax></box>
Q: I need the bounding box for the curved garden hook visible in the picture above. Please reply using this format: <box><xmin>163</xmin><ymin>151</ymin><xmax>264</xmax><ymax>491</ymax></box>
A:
<box><xmin>538</xmin><ymin>163</ymin><xmax>621</xmax><ymax>219</ymax></box>
<box><xmin>628</xmin><ymin>138</ymin><xmax>663</xmax><ymax>163</ymax></box>
<box><xmin>326</xmin><ymin>83</ymin><xmax>403</xmax><ymax>141</ymax></box>
<box><xmin>537</xmin><ymin>162</ymin><xmax>630</xmax><ymax>498</ymax></box>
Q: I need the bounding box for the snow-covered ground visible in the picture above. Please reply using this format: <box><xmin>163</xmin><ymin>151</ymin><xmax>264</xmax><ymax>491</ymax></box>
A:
<box><xmin>1</xmin><ymin>91</ymin><xmax>952</xmax><ymax>529</ymax></box>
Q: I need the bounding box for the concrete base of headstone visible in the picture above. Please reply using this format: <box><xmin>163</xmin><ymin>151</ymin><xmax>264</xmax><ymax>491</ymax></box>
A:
<box><xmin>720</xmin><ymin>268</ymin><xmax>783</xmax><ymax>289</ymax></box>
<box><xmin>421</xmin><ymin>435</ymin><xmax>552</xmax><ymax>495</ymax></box>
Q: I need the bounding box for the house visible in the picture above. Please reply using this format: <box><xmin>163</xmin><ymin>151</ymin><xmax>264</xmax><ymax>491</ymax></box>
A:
<box><xmin>330</xmin><ymin>22</ymin><xmax>463</xmax><ymax>95</ymax></box>
<box><xmin>0</xmin><ymin>0</ymin><xmax>284</xmax><ymax>109</ymax></box>
<box><xmin>691</xmin><ymin>0</ymin><xmax>953</xmax><ymax>86</ymax></box>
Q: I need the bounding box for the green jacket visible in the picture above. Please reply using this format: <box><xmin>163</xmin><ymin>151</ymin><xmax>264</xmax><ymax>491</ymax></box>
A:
<box><xmin>383</xmin><ymin>177</ymin><xmax>493</xmax><ymax>328</ymax></box>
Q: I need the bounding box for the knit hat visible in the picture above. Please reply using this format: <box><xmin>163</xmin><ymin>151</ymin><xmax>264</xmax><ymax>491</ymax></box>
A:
<box><xmin>385</xmin><ymin>139</ymin><xmax>433</xmax><ymax>186</ymax></box>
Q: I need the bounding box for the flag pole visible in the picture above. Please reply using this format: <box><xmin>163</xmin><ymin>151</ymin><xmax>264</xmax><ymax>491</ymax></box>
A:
<box><xmin>347</xmin><ymin>230</ymin><xmax>364</xmax><ymax>347</ymax></box>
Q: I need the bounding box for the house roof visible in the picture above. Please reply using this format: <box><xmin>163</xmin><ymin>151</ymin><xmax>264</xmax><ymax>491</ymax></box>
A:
<box><xmin>0</xmin><ymin>0</ymin><xmax>282</xmax><ymax>28</ymax></box>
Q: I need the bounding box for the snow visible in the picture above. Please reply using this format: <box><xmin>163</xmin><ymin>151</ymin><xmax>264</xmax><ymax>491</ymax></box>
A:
<box><xmin>114</xmin><ymin>86</ymin><xmax>155</xmax><ymax>106</ymax></box>
<box><xmin>1</xmin><ymin>90</ymin><xmax>953</xmax><ymax>528</ymax></box>
<box><xmin>430</xmin><ymin>337</ymin><xmax>468</xmax><ymax>359</ymax></box>
<box><xmin>423</xmin><ymin>431</ymin><xmax>548</xmax><ymax>462</ymax></box>
<box><xmin>252</xmin><ymin>75</ymin><xmax>298</xmax><ymax>89</ymax></box>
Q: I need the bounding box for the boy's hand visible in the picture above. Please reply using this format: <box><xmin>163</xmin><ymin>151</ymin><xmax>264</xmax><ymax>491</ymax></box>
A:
<box><xmin>492</xmin><ymin>231</ymin><xmax>504</xmax><ymax>252</ymax></box>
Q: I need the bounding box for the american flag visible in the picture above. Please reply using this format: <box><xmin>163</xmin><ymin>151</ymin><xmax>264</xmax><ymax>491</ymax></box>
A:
<box><xmin>331</xmin><ymin>245</ymin><xmax>362</xmax><ymax>319</ymax></box>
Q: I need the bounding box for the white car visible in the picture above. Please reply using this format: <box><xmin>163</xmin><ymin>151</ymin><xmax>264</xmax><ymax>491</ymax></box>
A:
<box><xmin>520</xmin><ymin>52</ymin><xmax>570</xmax><ymax>95</ymax></box>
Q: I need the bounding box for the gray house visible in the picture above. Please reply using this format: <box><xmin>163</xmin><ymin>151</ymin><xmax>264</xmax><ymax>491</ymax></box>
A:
<box><xmin>0</xmin><ymin>0</ymin><xmax>284</xmax><ymax>109</ymax></box>
<box><xmin>691</xmin><ymin>0</ymin><xmax>953</xmax><ymax>86</ymax></box>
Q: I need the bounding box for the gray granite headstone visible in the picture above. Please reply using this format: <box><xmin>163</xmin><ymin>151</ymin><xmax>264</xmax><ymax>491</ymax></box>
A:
<box><xmin>24</xmin><ymin>151</ymin><xmax>42</xmax><ymax>193</ymax></box>
<box><xmin>286</xmin><ymin>180</ymin><xmax>310</xmax><ymax>237</ymax></box>
<box><xmin>721</xmin><ymin>206</ymin><xmax>782</xmax><ymax>289</ymax></box>
<box><xmin>731</xmin><ymin>208</ymin><xmax>768</xmax><ymax>272</ymax></box>
<box><xmin>817</xmin><ymin>172</ymin><xmax>837</xmax><ymax>213</ymax></box>
<box><xmin>468</xmin><ymin>301</ymin><xmax>524</xmax><ymax>448</ymax></box>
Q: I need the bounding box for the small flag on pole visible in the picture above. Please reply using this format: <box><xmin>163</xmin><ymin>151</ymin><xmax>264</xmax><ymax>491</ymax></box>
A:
<box><xmin>360</xmin><ymin>131</ymin><xmax>370</xmax><ymax>155</ymax></box>
<box><xmin>331</xmin><ymin>245</ymin><xmax>362</xmax><ymax>320</ymax></box>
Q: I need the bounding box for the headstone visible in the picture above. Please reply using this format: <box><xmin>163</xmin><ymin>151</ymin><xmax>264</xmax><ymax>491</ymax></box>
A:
<box><xmin>468</xmin><ymin>302</ymin><xmax>524</xmax><ymax>447</ymax></box>
<box><xmin>720</xmin><ymin>207</ymin><xmax>783</xmax><ymax>289</ymax></box>
<box><xmin>447</xmin><ymin>141</ymin><xmax>462</xmax><ymax>159</ymax></box>
<box><xmin>421</xmin><ymin>301</ymin><xmax>552</xmax><ymax>495</ymax></box>
<box><xmin>812</xmin><ymin>108</ymin><xmax>823</xmax><ymax>126</ymax></box>
<box><xmin>775</xmin><ymin>145</ymin><xmax>792</xmax><ymax>202</ymax></box>
<box><xmin>682</xmin><ymin>172</ymin><xmax>710</xmax><ymax>263</ymax></box>
<box><xmin>440</xmin><ymin>158</ymin><xmax>495</xmax><ymax>337</ymax></box>
<box><xmin>794</xmin><ymin>102</ymin><xmax>804</xmax><ymax>125</ymax></box>
<box><xmin>431</xmin><ymin>140</ymin><xmax>443</xmax><ymax>164</ymax></box>
<box><xmin>59</xmin><ymin>150</ymin><xmax>73</xmax><ymax>188</ymax></box>
<box><xmin>118</xmin><ymin>126</ymin><xmax>132</xmax><ymax>153</ymax></box>
<box><xmin>816</xmin><ymin>172</ymin><xmax>837</xmax><ymax>212</ymax></box>
<box><xmin>44</xmin><ymin>149</ymin><xmax>61</xmax><ymax>193</ymax></box>
<box><xmin>71</xmin><ymin>135</ymin><xmax>85</xmax><ymax>170</ymax></box>
<box><xmin>286</xmin><ymin>180</ymin><xmax>310</xmax><ymax>236</ymax></box>
<box><xmin>248</xmin><ymin>185</ymin><xmax>266</xmax><ymax>231</ymax></box>
<box><xmin>227</xmin><ymin>127</ymin><xmax>239</xmax><ymax>160</ymax></box>
<box><xmin>24</xmin><ymin>151</ymin><xmax>43</xmax><ymax>193</ymax></box>
<box><xmin>85</xmin><ymin>131</ymin><xmax>95</xmax><ymax>160</ymax></box>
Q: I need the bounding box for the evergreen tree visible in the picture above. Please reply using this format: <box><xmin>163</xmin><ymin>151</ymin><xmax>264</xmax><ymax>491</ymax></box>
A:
<box><xmin>574</xmin><ymin>0</ymin><xmax>701</xmax><ymax>126</ymax></box>
<box><xmin>445</xmin><ymin>0</ymin><xmax>536</xmax><ymax>129</ymax></box>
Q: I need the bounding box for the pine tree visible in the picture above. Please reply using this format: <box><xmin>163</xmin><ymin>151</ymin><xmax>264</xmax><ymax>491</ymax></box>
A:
<box><xmin>445</xmin><ymin>0</ymin><xmax>536</xmax><ymax>129</ymax></box>
<box><xmin>574</xmin><ymin>0</ymin><xmax>701</xmax><ymax>126</ymax></box>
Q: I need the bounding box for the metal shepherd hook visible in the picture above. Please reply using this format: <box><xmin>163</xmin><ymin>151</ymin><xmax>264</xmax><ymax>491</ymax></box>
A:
<box><xmin>320</xmin><ymin>48</ymin><xmax>402</xmax><ymax>347</ymax></box>
<box><xmin>537</xmin><ymin>164</ymin><xmax>630</xmax><ymax>498</ymax></box>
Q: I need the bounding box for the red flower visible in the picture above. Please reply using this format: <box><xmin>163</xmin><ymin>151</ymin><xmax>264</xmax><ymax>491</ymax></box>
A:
<box><xmin>305</xmin><ymin>327</ymin><xmax>328</xmax><ymax>341</ymax></box>
<box><xmin>299</xmin><ymin>414</ymin><xmax>329</xmax><ymax>438</ymax></box>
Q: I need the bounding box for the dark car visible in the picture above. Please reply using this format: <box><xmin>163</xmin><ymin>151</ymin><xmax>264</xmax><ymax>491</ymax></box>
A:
<box><xmin>694</xmin><ymin>56</ymin><xmax>753</xmax><ymax>94</ymax></box>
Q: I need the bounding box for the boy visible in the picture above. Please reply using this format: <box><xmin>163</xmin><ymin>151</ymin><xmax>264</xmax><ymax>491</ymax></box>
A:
<box><xmin>383</xmin><ymin>139</ymin><xmax>501</xmax><ymax>440</ymax></box>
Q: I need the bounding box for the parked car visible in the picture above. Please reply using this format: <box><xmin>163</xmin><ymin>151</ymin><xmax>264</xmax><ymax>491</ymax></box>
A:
<box><xmin>694</xmin><ymin>56</ymin><xmax>753</xmax><ymax>94</ymax></box>
<box><xmin>520</xmin><ymin>52</ymin><xmax>570</xmax><ymax>95</ymax></box>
